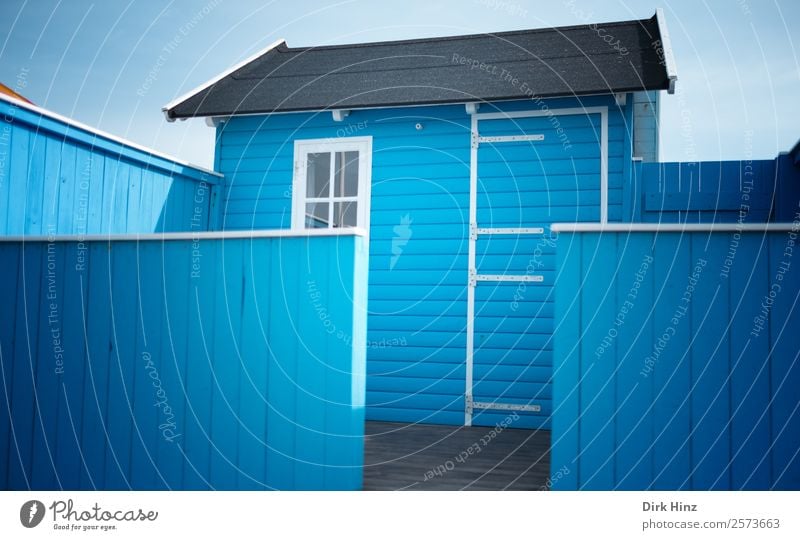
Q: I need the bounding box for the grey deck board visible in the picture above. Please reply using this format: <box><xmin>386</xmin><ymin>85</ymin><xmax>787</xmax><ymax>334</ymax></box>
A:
<box><xmin>363</xmin><ymin>421</ymin><xmax>551</xmax><ymax>490</ymax></box>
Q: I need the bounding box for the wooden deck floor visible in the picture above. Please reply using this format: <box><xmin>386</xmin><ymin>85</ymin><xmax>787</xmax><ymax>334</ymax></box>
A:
<box><xmin>363</xmin><ymin>421</ymin><xmax>551</xmax><ymax>490</ymax></box>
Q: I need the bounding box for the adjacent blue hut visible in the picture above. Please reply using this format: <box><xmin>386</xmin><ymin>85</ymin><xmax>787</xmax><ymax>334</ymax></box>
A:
<box><xmin>163</xmin><ymin>12</ymin><xmax>678</xmax><ymax>429</ymax></box>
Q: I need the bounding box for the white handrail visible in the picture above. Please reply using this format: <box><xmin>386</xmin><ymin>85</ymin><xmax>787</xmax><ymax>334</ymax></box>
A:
<box><xmin>551</xmin><ymin>223</ymin><xmax>798</xmax><ymax>233</ymax></box>
<box><xmin>0</xmin><ymin>227</ymin><xmax>367</xmax><ymax>243</ymax></box>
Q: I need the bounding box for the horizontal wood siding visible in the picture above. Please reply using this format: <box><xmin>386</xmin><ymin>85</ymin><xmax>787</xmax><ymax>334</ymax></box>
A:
<box><xmin>0</xmin><ymin>98</ymin><xmax>215</xmax><ymax>235</ymax></box>
<box><xmin>0</xmin><ymin>234</ymin><xmax>367</xmax><ymax>490</ymax></box>
<box><xmin>552</xmin><ymin>228</ymin><xmax>800</xmax><ymax>489</ymax></box>
<box><xmin>217</xmin><ymin>96</ymin><xmax>628</xmax><ymax>426</ymax></box>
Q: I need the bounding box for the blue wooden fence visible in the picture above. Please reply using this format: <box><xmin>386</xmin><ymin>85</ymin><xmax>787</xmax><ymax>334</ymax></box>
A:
<box><xmin>0</xmin><ymin>94</ymin><xmax>220</xmax><ymax>235</ymax></box>
<box><xmin>0</xmin><ymin>230</ymin><xmax>367</xmax><ymax>490</ymax></box>
<box><xmin>551</xmin><ymin>223</ymin><xmax>800</xmax><ymax>490</ymax></box>
<box><xmin>632</xmin><ymin>156</ymin><xmax>800</xmax><ymax>223</ymax></box>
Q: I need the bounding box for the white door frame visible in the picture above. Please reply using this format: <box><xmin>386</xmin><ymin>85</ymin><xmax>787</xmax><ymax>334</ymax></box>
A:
<box><xmin>465</xmin><ymin>106</ymin><xmax>609</xmax><ymax>426</ymax></box>
<box><xmin>292</xmin><ymin>136</ymin><xmax>373</xmax><ymax>231</ymax></box>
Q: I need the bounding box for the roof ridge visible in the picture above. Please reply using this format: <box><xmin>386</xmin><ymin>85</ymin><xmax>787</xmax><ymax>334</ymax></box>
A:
<box><xmin>280</xmin><ymin>15</ymin><xmax>656</xmax><ymax>53</ymax></box>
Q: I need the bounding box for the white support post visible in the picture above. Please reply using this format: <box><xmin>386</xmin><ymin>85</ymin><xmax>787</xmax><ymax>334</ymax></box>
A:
<box><xmin>465</xmin><ymin>114</ymin><xmax>478</xmax><ymax>426</ymax></box>
<box><xmin>601</xmin><ymin>108</ymin><xmax>609</xmax><ymax>223</ymax></box>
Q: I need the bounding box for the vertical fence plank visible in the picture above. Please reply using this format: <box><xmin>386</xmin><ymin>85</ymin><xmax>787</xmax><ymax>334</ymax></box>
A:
<box><xmin>0</xmin><ymin>243</ymin><xmax>21</xmax><ymax>489</ymax></box>
<box><xmin>294</xmin><ymin>237</ymin><xmax>329</xmax><ymax>489</ymax></box>
<box><xmin>25</xmin><ymin>133</ymin><xmax>46</xmax><ymax>234</ymax></box>
<box><xmin>103</xmin><ymin>242</ymin><xmax>138</xmax><ymax>489</ymax></box>
<box><xmin>30</xmin><ymin>242</ymin><xmax>64</xmax><ymax>489</ymax></box>
<box><xmin>112</xmin><ymin>161</ymin><xmax>130</xmax><ymax>234</ymax></box>
<box><xmin>266</xmin><ymin>238</ymin><xmax>300</xmax><ymax>489</ymax></box>
<box><xmin>0</xmin><ymin>118</ymin><xmax>12</xmax><ymax>230</ymax></box>
<box><xmin>56</xmin><ymin>243</ymin><xmax>90</xmax><ymax>490</ymax></box>
<box><xmin>7</xmin><ymin>126</ymin><xmax>30</xmax><ymax>234</ymax></box>
<box><xmin>551</xmin><ymin>231</ymin><xmax>581</xmax><ymax>490</ymax></box>
<box><xmin>689</xmin><ymin>233</ymin><xmax>732</xmax><ymax>489</ymax></box>
<box><xmin>325</xmin><ymin>236</ymin><xmax>366</xmax><ymax>490</ymax></box>
<box><xmin>614</xmin><ymin>232</ymin><xmax>655</xmax><ymax>489</ymax></box>
<box><xmin>100</xmin><ymin>156</ymin><xmax>117</xmax><ymax>234</ymax></box>
<box><xmin>650</xmin><ymin>233</ymin><xmax>692</xmax><ymax>489</ymax></box>
<box><xmin>41</xmin><ymin>137</ymin><xmax>62</xmax><ymax>234</ymax></box>
<box><xmin>80</xmin><ymin>243</ymin><xmax>112</xmax><ymax>489</ymax></box>
<box><xmin>236</xmin><ymin>238</ymin><xmax>269</xmax><ymax>489</ymax></box>
<box><xmin>73</xmin><ymin>147</ymin><xmax>91</xmax><ymax>236</ymax></box>
<box><xmin>729</xmin><ymin>234</ymin><xmax>771</xmax><ymax>489</ymax></box>
<box><xmin>9</xmin><ymin>244</ymin><xmax>43</xmax><ymax>489</ymax></box>
<box><xmin>157</xmin><ymin>241</ymin><xmax>191</xmax><ymax>488</ymax></box>
<box><xmin>768</xmin><ymin>230</ymin><xmax>800</xmax><ymax>489</ymax></box>
<box><xmin>181</xmin><ymin>237</ymin><xmax>216</xmax><ymax>489</ymax></box>
<box><xmin>578</xmin><ymin>232</ymin><xmax>617</xmax><ymax>489</ymax></box>
<box><xmin>56</xmin><ymin>141</ymin><xmax>77</xmax><ymax>234</ymax></box>
<box><xmin>129</xmin><ymin>241</ymin><xmax>163</xmax><ymax>489</ymax></box>
<box><xmin>87</xmin><ymin>152</ymin><xmax>105</xmax><ymax>232</ymax></box>
<box><xmin>209</xmin><ymin>239</ymin><xmax>244</xmax><ymax>489</ymax></box>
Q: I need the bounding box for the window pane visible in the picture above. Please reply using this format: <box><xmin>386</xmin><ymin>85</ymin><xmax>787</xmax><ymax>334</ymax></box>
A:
<box><xmin>333</xmin><ymin>151</ymin><xmax>359</xmax><ymax>197</ymax></box>
<box><xmin>306</xmin><ymin>153</ymin><xmax>331</xmax><ymax>198</ymax></box>
<box><xmin>305</xmin><ymin>202</ymin><xmax>329</xmax><ymax>228</ymax></box>
<box><xmin>333</xmin><ymin>201</ymin><xmax>358</xmax><ymax>228</ymax></box>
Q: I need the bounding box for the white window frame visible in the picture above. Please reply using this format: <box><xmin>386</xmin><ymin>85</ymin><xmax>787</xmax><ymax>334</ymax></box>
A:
<box><xmin>292</xmin><ymin>136</ymin><xmax>372</xmax><ymax>231</ymax></box>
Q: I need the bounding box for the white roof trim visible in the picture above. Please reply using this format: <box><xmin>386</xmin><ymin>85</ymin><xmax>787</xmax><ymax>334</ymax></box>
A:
<box><xmin>0</xmin><ymin>92</ymin><xmax>221</xmax><ymax>177</ymax></box>
<box><xmin>0</xmin><ymin>227</ymin><xmax>366</xmax><ymax>243</ymax></box>
<box><xmin>656</xmin><ymin>8</ymin><xmax>678</xmax><ymax>94</ymax></box>
<box><xmin>551</xmin><ymin>223</ymin><xmax>798</xmax><ymax>233</ymax></box>
<box><xmin>162</xmin><ymin>38</ymin><xmax>286</xmax><ymax>120</ymax></box>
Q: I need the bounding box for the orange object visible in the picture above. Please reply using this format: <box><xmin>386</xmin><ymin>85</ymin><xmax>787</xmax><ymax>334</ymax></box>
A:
<box><xmin>0</xmin><ymin>82</ymin><xmax>33</xmax><ymax>104</ymax></box>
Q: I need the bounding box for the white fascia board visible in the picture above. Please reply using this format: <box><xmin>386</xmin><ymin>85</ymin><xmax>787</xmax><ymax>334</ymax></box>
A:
<box><xmin>162</xmin><ymin>38</ymin><xmax>286</xmax><ymax>120</ymax></box>
<box><xmin>656</xmin><ymin>8</ymin><xmax>678</xmax><ymax>94</ymax></box>
<box><xmin>0</xmin><ymin>92</ymin><xmax>221</xmax><ymax>178</ymax></box>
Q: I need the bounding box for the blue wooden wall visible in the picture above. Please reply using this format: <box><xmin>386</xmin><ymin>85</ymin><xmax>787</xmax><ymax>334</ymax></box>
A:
<box><xmin>0</xmin><ymin>232</ymin><xmax>367</xmax><ymax>490</ymax></box>
<box><xmin>552</xmin><ymin>227</ymin><xmax>800</xmax><ymax>490</ymax></box>
<box><xmin>215</xmin><ymin>95</ymin><xmax>630</xmax><ymax>427</ymax></box>
<box><xmin>0</xmin><ymin>95</ymin><xmax>219</xmax><ymax>235</ymax></box>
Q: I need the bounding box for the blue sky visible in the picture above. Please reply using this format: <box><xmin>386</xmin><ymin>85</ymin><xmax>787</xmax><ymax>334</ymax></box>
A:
<box><xmin>0</xmin><ymin>0</ymin><xmax>797</xmax><ymax>168</ymax></box>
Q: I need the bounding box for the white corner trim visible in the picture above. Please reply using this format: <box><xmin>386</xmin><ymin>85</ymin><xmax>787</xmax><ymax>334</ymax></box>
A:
<box><xmin>0</xmin><ymin>92</ymin><xmax>222</xmax><ymax>178</ymax></box>
<box><xmin>332</xmin><ymin>109</ymin><xmax>350</xmax><ymax>122</ymax></box>
<box><xmin>465</xmin><ymin>102</ymin><xmax>480</xmax><ymax>115</ymax></box>
<box><xmin>550</xmin><ymin>223</ymin><xmax>799</xmax><ymax>233</ymax></box>
<box><xmin>162</xmin><ymin>37</ymin><xmax>286</xmax><ymax>118</ymax></box>
<box><xmin>656</xmin><ymin>8</ymin><xmax>678</xmax><ymax>94</ymax></box>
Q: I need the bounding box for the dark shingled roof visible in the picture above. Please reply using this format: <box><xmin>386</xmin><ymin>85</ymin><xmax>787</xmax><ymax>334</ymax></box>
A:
<box><xmin>164</xmin><ymin>13</ymin><xmax>674</xmax><ymax>119</ymax></box>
